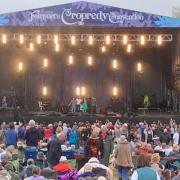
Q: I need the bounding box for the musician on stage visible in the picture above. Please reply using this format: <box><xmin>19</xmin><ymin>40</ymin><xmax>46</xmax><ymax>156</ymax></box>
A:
<box><xmin>2</xmin><ymin>96</ymin><xmax>7</xmax><ymax>108</ymax></box>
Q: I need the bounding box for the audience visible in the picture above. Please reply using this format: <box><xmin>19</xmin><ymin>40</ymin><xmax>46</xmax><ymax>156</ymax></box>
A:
<box><xmin>0</xmin><ymin>118</ymin><xmax>178</xmax><ymax>179</ymax></box>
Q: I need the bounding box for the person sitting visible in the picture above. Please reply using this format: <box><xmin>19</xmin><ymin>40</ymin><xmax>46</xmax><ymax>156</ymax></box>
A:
<box><xmin>77</xmin><ymin>163</ymin><xmax>96</xmax><ymax>179</ymax></box>
<box><xmin>4</xmin><ymin>163</ymin><xmax>20</xmax><ymax>180</ymax></box>
<box><xmin>78</xmin><ymin>157</ymin><xmax>113</xmax><ymax>180</ymax></box>
<box><xmin>24</xmin><ymin>167</ymin><xmax>45</xmax><ymax>180</ymax></box>
<box><xmin>35</xmin><ymin>152</ymin><xmax>47</xmax><ymax>169</ymax></box>
<box><xmin>52</xmin><ymin>156</ymin><xmax>72</xmax><ymax>173</ymax></box>
<box><xmin>131</xmin><ymin>154</ymin><xmax>161</xmax><ymax>180</ymax></box>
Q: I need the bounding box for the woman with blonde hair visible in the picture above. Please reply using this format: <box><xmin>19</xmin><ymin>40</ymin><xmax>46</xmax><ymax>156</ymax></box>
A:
<box><xmin>150</xmin><ymin>153</ymin><xmax>164</xmax><ymax>178</ymax></box>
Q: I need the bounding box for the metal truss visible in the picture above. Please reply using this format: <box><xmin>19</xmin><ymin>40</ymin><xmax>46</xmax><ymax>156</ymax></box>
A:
<box><xmin>2</xmin><ymin>33</ymin><xmax>173</xmax><ymax>42</ymax></box>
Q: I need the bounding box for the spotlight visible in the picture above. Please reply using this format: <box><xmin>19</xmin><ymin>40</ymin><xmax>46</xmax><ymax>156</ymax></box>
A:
<box><xmin>29</xmin><ymin>42</ymin><xmax>34</xmax><ymax>51</ymax></box>
<box><xmin>81</xmin><ymin>87</ymin><xmax>86</xmax><ymax>96</ymax></box>
<box><xmin>127</xmin><ymin>44</ymin><xmax>131</xmax><ymax>53</ymax></box>
<box><xmin>137</xmin><ymin>62</ymin><xmax>142</xmax><ymax>72</ymax></box>
<box><xmin>55</xmin><ymin>43</ymin><xmax>59</xmax><ymax>52</ymax></box>
<box><xmin>157</xmin><ymin>35</ymin><xmax>162</xmax><ymax>45</ymax></box>
<box><xmin>140</xmin><ymin>35</ymin><xmax>145</xmax><ymax>45</ymax></box>
<box><xmin>19</xmin><ymin>34</ymin><xmax>24</xmax><ymax>44</ymax></box>
<box><xmin>37</xmin><ymin>35</ymin><xmax>41</xmax><ymax>44</ymax></box>
<box><xmin>88</xmin><ymin>56</ymin><xmax>93</xmax><ymax>66</ymax></box>
<box><xmin>43</xmin><ymin>58</ymin><xmax>48</xmax><ymax>68</ymax></box>
<box><xmin>113</xmin><ymin>87</ymin><xmax>117</xmax><ymax>96</ymax></box>
<box><xmin>112</xmin><ymin>59</ymin><xmax>118</xmax><ymax>69</ymax></box>
<box><xmin>123</xmin><ymin>35</ymin><xmax>128</xmax><ymax>45</ymax></box>
<box><xmin>88</xmin><ymin>35</ymin><xmax>93</xmax><ymax>45</ymax></box>
<box><xmin>106</xmin><ymin>35</ymin><xmax>110</xmax><ymax>45</ymax></box>
<box><xmin>18</xmin><ymin>62</ymin><xmax>23</xmax><ymax>72</ymax></box>
<box><xmin>101</xmin><ymin>46</ymin><xmax>106</xmax><ymax>53</ymax></box>
<box><xmin>42</xmin><ymin>86</ymin><xmax>47</xmax><ymax>96</ymax></box>
<box><xmin>71</xmin><ymin>35</ymin><xmax>76</xmax><ymax>45</ymax></box>
<box><xmin>2</xmin><ymin>34</ymin><xmax>7</xmax><ymax>44</ymax></box>
<box><xmin>54</xmin><ymin>35</ymin><xmax>59</xmax><ymax>44</ymax></box>
<box><xmin>76</xmin><ymin>87</ymin><xmax>80</xmax><ymax>96</ymax></box>
<box><xmin>68</xmin><ymin>55</ymin><xmax>73</xmax><ymax>65</ymax></box>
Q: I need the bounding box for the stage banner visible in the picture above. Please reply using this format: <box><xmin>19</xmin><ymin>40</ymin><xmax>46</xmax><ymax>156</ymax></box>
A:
<box><xmin>0</xmin><ymin>1</ymin><xmax>180</xmax><ymax>27</ymax></box>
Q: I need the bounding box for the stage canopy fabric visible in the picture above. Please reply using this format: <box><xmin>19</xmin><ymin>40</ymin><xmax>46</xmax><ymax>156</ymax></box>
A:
<box><xmin>0</xmin><ymin>0</ymin><xmax>180</xmax><ymax>27</ymax></box>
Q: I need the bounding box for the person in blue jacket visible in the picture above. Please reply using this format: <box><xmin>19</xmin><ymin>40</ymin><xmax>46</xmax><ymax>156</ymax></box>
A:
<box><xmin>68</xmin><ymin>129</ymin><xmax>77</xmax><ymax>145</ymax></box>
<box><xmin>4</xmin><ymin>122</ymin><xmax>18</xmax><ymax>148</ymax></box>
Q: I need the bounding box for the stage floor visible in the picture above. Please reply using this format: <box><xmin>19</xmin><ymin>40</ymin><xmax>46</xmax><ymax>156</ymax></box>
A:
<box><xmin>0</xmin><ymin>110</ymin><xmax>180</xmax><ymax>125</ymax></box>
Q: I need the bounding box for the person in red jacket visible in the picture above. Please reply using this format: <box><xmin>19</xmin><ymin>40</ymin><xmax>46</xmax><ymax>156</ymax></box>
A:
<box><xmin>52</xmin><ymin>156</ymin><xmax>72</xmax><ymax>173</ymax></box>
<box><xmin>44</xmin><ymin>124</ymin><xmax>53</xmax><ymax>139</ymax></box>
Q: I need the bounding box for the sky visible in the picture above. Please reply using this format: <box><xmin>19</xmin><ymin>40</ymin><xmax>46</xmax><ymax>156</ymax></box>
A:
<box><xmin>0</xmin><ymin>0</ymin><xmax>180</xmax><ymax>17</ymax></box>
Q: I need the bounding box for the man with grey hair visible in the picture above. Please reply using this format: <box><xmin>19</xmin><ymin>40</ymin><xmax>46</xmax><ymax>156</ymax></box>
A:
<box><xmin>25</xmin><ymin>120</ymin><xmax>41</xmax><ymax>147</ymax></box>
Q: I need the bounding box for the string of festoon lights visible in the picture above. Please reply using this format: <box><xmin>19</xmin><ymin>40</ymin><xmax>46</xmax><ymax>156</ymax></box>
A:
<box><xmin>1</xmin><ymin>33</ymin><xmax>172</xmax><ymax>97</ymax></box>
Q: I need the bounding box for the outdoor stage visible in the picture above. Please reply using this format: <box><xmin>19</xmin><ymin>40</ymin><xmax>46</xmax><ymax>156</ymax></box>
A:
<box><xmin>0</xmin><ymin>110</ymin><xmax>180</xmax><ymax>125</ymax></box>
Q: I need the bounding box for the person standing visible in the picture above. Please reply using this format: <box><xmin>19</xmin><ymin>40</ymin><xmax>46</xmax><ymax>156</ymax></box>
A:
<box><xmin>82</xmin><ymin>99</ymin><xmax>88</xmax><ymax>113</ymax></box>
<box><xmin>47</xmin><ymin>133</ymin><xmax>62</xmax><ymax>167</ymax></box>
<box><xmin>173</xmin><ymin>130</ymin><xmax>179</xmax><ymax>145</ymax></box>
<box><xmin>25</xmin><ymin>120</ymin><xmax>41</xmax><ymax>147</ymax></box>
<box><xmin>131</xmin><ymin>154</ymin><xmax>160</xmax><ymax>180</ymax></box>
<box><xmin>115</xmin><ymin>135</ymin><xmax>133</xmax><ymax>180</ymax></box>
<box><xmin>4</xmin><ymin>122</ymin><xmax>17</xmax><ymax>148</ymax></box>
<box><xmin>69</xmin><ymin>98</ymin><xmax>76</xmax><ymax>113</ymax></box>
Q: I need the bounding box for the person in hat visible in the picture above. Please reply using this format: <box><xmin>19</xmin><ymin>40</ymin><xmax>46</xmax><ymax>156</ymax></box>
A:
<box><xmin>77</xmin><ymin>163</ymin><xmax>96</xmax><ymax>179</ymax></box>
<box><xmin>115</xmin><ymin>135</ymin><xmax>133</xmax><ymax>180</ymax></box>
<box><xmin>52</xmin><ymin>156</ymin><xmax>72</xmax><ymax>173</ymax></box>
<box><xmin>78</xmin><ymin>157</ymin><xmax>113</xmax><ymax>180</ymax></box>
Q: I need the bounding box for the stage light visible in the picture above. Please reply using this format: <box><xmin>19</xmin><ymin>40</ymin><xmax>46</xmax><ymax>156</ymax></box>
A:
<box><xmin>88</xmin><ymin>35</ymin><xmax>93</xmax><ymax>45</ymax></box>
<box><xmin>101</xmin><ymin>46</ymin><xmax>106</xmax><ymax>52</ymax></box>
<box><xmin>19</xmin><ymin>34</ymin><xmax>24</xmax><ymax>44</ymax></box>
<box><xmin>123</xmin><ymin>35</ymin><xmax>128</xmax><ymax>45</ymax></box>
<box><xmin>29</xmin><ymin>42</ymin><xmax>34</xmax><ymax>51</ymax></box>
<box><xmin>81</xmin><ymin>87</ymin><xmax>86</xmax><ymax>96</ymax></box>
<box><xmin>68</xmin><ymin>55</ymin><xmax>73</xmax><ymax>65</ymax></box>
<box><xmin>137</xmin><ymin>62</ymin><xmax>142</xmax><ymax>72</ymax></box>
<box><xmin>127</xmin><ymin>44</ymin><xmax>131</xmax><ymax>53</ymax></box>
<box><xmin>106</xmin><ymin>35</ymin><xmax>110</xmax><ymax>45</ymax></box>
<box><xmin>37</xmin><ymin>35</ymin><xmax>41</xmax><ymax>44</ymax></box>
<box><xmin>76</xmin><ymin>87</ymin><xmax>80</xmax><ymax>96</ymax></box>
<box><xmin>71</xmin><ymin>35</ymin><xmax>76</xmax><ymax>45</ymax></box>
<box><xmin>55</xmin><ymin>43</ymin><xmax>59</xmax><ymax>52</ymax></box>
<box><xmin>157</xmin><ymin>35</ymin><xmax>162</xmax><ymax>45</ymax></box>
<box><xmin>2</xmin><ymin>34</ymin><xmax>7</xmax><ymax>44</ymax></box>
<box><xmin>42</xmin><ymin>86</ymin><xmax>47</xmax><ymax>96</ymax></box>
<box><xmin>88</xmin><ymin>56</ymin><xmax>93</xmax><ymax>66</ymax></box>
<box><xmin>140</xmin><ymin>35</ymin><xmax>145</xmax><ymax>45</ymax></box>
<box><xmin>54</xmin><ymin>35</ymin><xmax>59</xmax><ymax>44</ymax></box>
<box><xmin>113</xmin><ymin>87</ymin><xmax>117</xmax><ymax>96</ymax></box>
<box><xmin>43</xmin><ymin>58</ymin><xmax>48</xmax><ymax>68</ymax></box>
<box><xmin>112</xmin><ymin>59</ymin><xmax>118</xmax><ymax>69</ymax></box>
<box><xmin>18</xmin><ymin>62</ymin><xmax>23</xmax><ymax>72</ymax></box>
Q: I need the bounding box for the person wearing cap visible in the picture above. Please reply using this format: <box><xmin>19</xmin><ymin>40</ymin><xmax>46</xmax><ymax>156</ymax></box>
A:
<box><xmin>25</xmin><ymin>120</ymin><xmax>41</xmax><ymax>147</ymax></box>
<box><xmin>115</xmin><ymin>135</ymin><xmax>133</xmax><ymax>180</ymax></box>
<box><xmin>52</xmin><ymin>156</ymin><xmax>72</xmax><ymax>173</ymax></box>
